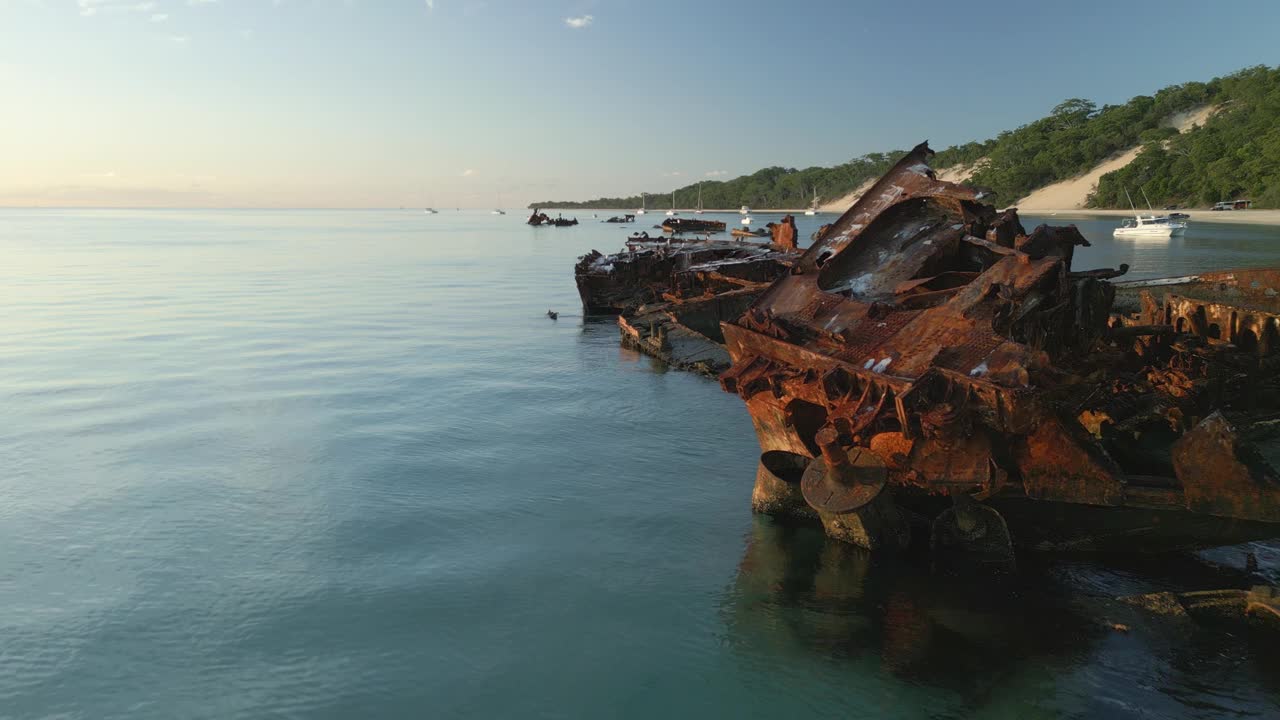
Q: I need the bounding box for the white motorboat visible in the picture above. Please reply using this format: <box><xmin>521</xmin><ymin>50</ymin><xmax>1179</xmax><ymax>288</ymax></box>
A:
<box><xmin>741</xmin><ymin>215</ymin><xmax>752</xmax><ymax>225</ymax></box>
<box><xmin>1113</xmin><ymin>189</ymin><xmax>1186</xmax><ymax>238</ymax></box>
<box><xmin>424</xmin><ymin>207</ymin><xmax>438</xmax><ymax>214</ymax></box>
<box><xmin>1114</xmin><ymin>214</ymin><xmax>1187</xmax><ymax>238</ymax></box>
<box><xmin>739</xmin><ymin>205</ymin><xmax>751</xmax><ymax>215</ymax></box>
<box><xmin>491</xmin><ymin>209</ymin><xmax>506</xmax><ymax>215</ymax></box>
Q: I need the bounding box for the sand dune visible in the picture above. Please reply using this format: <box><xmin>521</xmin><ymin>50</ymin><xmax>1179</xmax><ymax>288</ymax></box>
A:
<box><xmin>1017</xmin><ymin>105</ymin><xmax>1217</xmax><ymax>212</ymax></box>
<box><xmin>816</xmin><ymin>107</ymin><xmax>1219</xmax><ymax>217</ymax></box>
<box><xmin>818</xmin><ymin>178</ymin><xmax>875</xmax><ymax>214</ymax></box>
<box><xmin>1015</xmin><ymin>147</ymin><xmax>1144</xmax><ymax>211</ymax></box>
<box><xmin>1165</xmin><ymin>104</ymin><xmax>1217</xmax><ymax>134</ymax></box>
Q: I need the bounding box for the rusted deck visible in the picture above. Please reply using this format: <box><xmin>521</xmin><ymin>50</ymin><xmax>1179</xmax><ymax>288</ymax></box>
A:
<box><xmin>718</xmin><ymin>142</ymin><xmax>1280</xmax><ymax>553</ymax></box>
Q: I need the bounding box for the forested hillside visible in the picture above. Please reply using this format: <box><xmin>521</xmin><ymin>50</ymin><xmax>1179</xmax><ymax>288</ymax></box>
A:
<box><xmin>532</xmin><ymin>66</ymin><xmax>1280</xmax><ymax>210</ymax></box>
<box><xmin>1090</xmin><ymin>66</ymin><xmax>1280</xmax><ymax>208</ymax></box>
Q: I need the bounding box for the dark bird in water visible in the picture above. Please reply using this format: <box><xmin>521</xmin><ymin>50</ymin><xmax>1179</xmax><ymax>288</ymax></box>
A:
<box><xmin>547</xmin><ymin>310</ymin><xmax>558</xmax><ymax>320</ymax></box>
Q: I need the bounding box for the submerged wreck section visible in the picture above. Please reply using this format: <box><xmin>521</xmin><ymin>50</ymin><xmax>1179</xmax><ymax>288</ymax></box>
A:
<box><xmin>575</xmin><ymin>240</ymin><xmax>800</xmax><ymax>375</ymax></box>
<box><xmin>1121</xmin><ymin>585</ymin><xmax>1280</xmax><ymax>627</ymax></box>
<box><xmin>661</xmin><ymin>218</ymin><xmax>727</xmax><ymax>234</ymax></box>
<box><xmin>718</xmin><ymin>141</ymin><xmax>1280</xmax><ymax>554</ymax></box>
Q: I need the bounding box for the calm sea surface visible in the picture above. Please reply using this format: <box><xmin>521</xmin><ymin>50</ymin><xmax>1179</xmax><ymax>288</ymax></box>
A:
<box><xmin>2</xmin><ymin>209</ymin><xmax>1279</xmax><ymax>719</ymax></box>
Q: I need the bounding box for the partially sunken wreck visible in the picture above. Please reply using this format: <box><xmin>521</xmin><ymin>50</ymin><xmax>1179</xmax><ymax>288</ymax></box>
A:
<box><xmin>575</xmin><ymin>237</ymin><xmax>800</xmax><ymax>375</ymax></box>
<box><xmin>571</xmin><ymin>142</ymin><xmax>1280</xmax><ymax>562</ymax></box>
<box><xmin>718</xmin><ymin>142</ymin><xmax>1280</xmax><ymax>558</ymax></box>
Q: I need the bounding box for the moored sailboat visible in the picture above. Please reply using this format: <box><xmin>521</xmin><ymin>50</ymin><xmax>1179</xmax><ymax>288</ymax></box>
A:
<box><xmin>1114</xmin><ymin>189</ymin><xmax>1186</xmax><ymax>238</ymax></box>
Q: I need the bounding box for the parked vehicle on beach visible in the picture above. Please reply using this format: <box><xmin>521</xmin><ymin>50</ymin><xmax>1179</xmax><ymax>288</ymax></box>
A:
<box><xmin>1213</xmin><ymin>200</ymin><xmax>1253</xmax><ymax>210</ymax></box>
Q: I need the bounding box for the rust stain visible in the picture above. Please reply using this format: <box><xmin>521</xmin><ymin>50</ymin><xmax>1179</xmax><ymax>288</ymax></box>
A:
<box><xmin>712</xmin><ymin>141</ymin><xmax>1280</xmax><ymax>549</ymax></box>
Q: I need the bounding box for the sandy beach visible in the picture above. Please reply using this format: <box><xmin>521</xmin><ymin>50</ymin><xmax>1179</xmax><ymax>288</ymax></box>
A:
<box><xmin>659</xmin><ymin>207</ymin><xmax>1280</xmax><ymax>226</ymax></box>
<box><xmin>1017</xmin><ymin>208</ymin><xmax>1280</xmax><ymax>226</ymax></box>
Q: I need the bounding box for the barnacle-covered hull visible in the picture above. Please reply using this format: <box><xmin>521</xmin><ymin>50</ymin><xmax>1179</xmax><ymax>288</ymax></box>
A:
<box><xmin>720</xmin><ymin>142</ymin><xmax>1280</xmax><ymax>553</ymax></box>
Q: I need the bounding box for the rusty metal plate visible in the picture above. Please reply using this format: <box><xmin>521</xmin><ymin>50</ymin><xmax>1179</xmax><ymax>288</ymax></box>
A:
<box><xmin>1173</xmin><ymin>412</ymin><xmax>1280</xmax><ymax>522</ymax></box>
<box><xmin>801</xmin><ymin>448</ymin><xmax>888</xmax><ymax>514</ymax></box>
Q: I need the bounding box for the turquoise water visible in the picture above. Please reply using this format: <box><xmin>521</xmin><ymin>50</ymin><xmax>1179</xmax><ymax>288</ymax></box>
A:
<box><xmin>1</xmin><ymin>209</ymin><xmax>1278</xmax><ymax>719</ymax></box>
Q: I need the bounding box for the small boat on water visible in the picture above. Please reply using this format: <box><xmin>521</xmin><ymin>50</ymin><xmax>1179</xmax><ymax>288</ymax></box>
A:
<box><xmin>1114</xmin><ymin>190</ymin><xmax>1186</xmax><ymax>238</ymax></box>
<box><xmin>637</xmin><ymin>193</ymin><xmax>647</xmax><ymax>216</ymax></box>
<box><xmin>1114</xmin><ymin>215</ymin><xmax>1187</xmax><ymax>238</ymax></box>
<box><xmin>666</xmin><ymin>191</ymin><xmax>678</xmax><ymax>217</ymax></box>
<box><xmin>604</xmin><ymin>214</ymin><xmax>636</xmax><ymax>224</ymax></box>
<box><xmin>695</xmin><ymin>183</ymin><xmax>704</xmax><ymax>214</ymax></box>
<box><xmin>804</xmin><ymin>188</ymin><xmax>818</xmax><ymax>216</ymax></box>
<box><xmin>739</xmin><ymin>205</ymin><xmax>751</xmax><ymax>215</ymax></box>
<box><xmin>424</xmin><ymin>207</ymin><xmax>438</xmax><ymax>214</ymax></box>
<box><xmin>741</xmin><ymin>215</ymin><xmax>753</xmax><ymax>226</ymax></box>
<box><xmin>492</xmin><ymin>209</ymin><xmax>506</xmax><ymax>215</ymax></box>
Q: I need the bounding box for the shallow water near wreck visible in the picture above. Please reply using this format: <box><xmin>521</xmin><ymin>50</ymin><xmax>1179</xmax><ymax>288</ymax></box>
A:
<box><xmin>2</xmin><ymin>208</ymin><xmax>1279</xmax><ymax>719</ymax></box>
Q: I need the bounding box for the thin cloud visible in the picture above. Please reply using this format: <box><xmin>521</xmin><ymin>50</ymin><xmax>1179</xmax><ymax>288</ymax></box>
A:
<box><xmin>188</xmin><ymin>0</ymin><xmax>218</xmax><ymax>5</ymax></box>
<box><xmin>79</xmin><ymin>1</ymin><xmax>158</xmax><ymax>17</ymax></box>
<box><xmin>151</xmin><ymin>13</ymin><xmax>168</xmax><ymax>22</ymax></box>
<box><xmin>663</xmin><ymin>171</ymin><xmax>682</xmax><ymax>177</ymax></box>
<box><xmin>425</xmin><ymin>0</ymin><xmax>435</xmax><ymax>9</ymax></box>
<box><xmin>564</xmin><ymin>15</ymin><xmax>593</xmax><ymax>29</ymax></box>
<box><xmin>461</xmin><ymin>169</ymin><xmax>476</xmax><ymax>177</ymax></box>
<box><xmin>704</xmin><ymin>170</ymin><xmax>729</xmax><ymax>177</ymax></box>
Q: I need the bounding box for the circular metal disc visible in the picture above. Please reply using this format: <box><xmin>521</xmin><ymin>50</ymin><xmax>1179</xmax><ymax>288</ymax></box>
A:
<box><xmin>801</xmin><ymin>448</ymin><xmax>888</xmax><ymax>515</ymax></box>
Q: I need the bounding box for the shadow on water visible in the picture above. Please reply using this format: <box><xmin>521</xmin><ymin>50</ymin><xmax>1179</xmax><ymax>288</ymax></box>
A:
<box><xmin>722</xmin><ymin>517</ymin><xmax>1280</xmax><ymax>718</ymax></box>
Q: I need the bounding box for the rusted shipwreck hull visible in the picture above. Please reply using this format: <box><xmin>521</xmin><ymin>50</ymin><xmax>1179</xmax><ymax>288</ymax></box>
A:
<box><xmin>719</xmin><ymin>142</ymin><xmax>1280</xmax><ymax>554</ymax></box>
<box><xmin>575</xmin><ymin>240</ymin><xmax>799</xmax><ymax>375</ymax></box>
<box><xmin>662</xmin><ymin>218</ymin><xmax>728</xmax><ymax>234</ymax></box>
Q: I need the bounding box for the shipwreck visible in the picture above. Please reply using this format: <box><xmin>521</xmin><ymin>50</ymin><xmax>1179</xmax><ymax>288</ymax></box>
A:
<box><xmin>574</xmin><ymin>235</ymin><xmax>801</xmax><ymax>375</ymax></box>
<box><xmin>661</xmin><ymin>217</ymin><xmax>728</xmax><ymax>234</ymax></box>
<box><xmin>713</xmin><ymin>142</ymin><xmax>1280</xmax><ymax>559</ymax></box>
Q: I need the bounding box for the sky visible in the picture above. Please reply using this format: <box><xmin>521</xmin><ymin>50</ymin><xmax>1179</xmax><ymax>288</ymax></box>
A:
<box><xmin>1</xmin><ymin>0</ymin><xmax>1278</xmax><ymax>208</ymax></box>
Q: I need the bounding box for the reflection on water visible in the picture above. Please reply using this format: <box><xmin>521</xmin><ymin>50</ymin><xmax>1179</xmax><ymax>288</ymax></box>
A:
<box><xmin>1021</xmin><ymin>215</ymin><xmax>1280</xmax><ymax>281</ymax></box>
<box><xmin>1</xmin><ymin>209</ymin><xmax>1278</xmax><ymax>718</ymax></box>
<box><xmin>725</xmin><ymin>517</ymin><xmax>1280</xmax><ymax>718</ymax></box>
